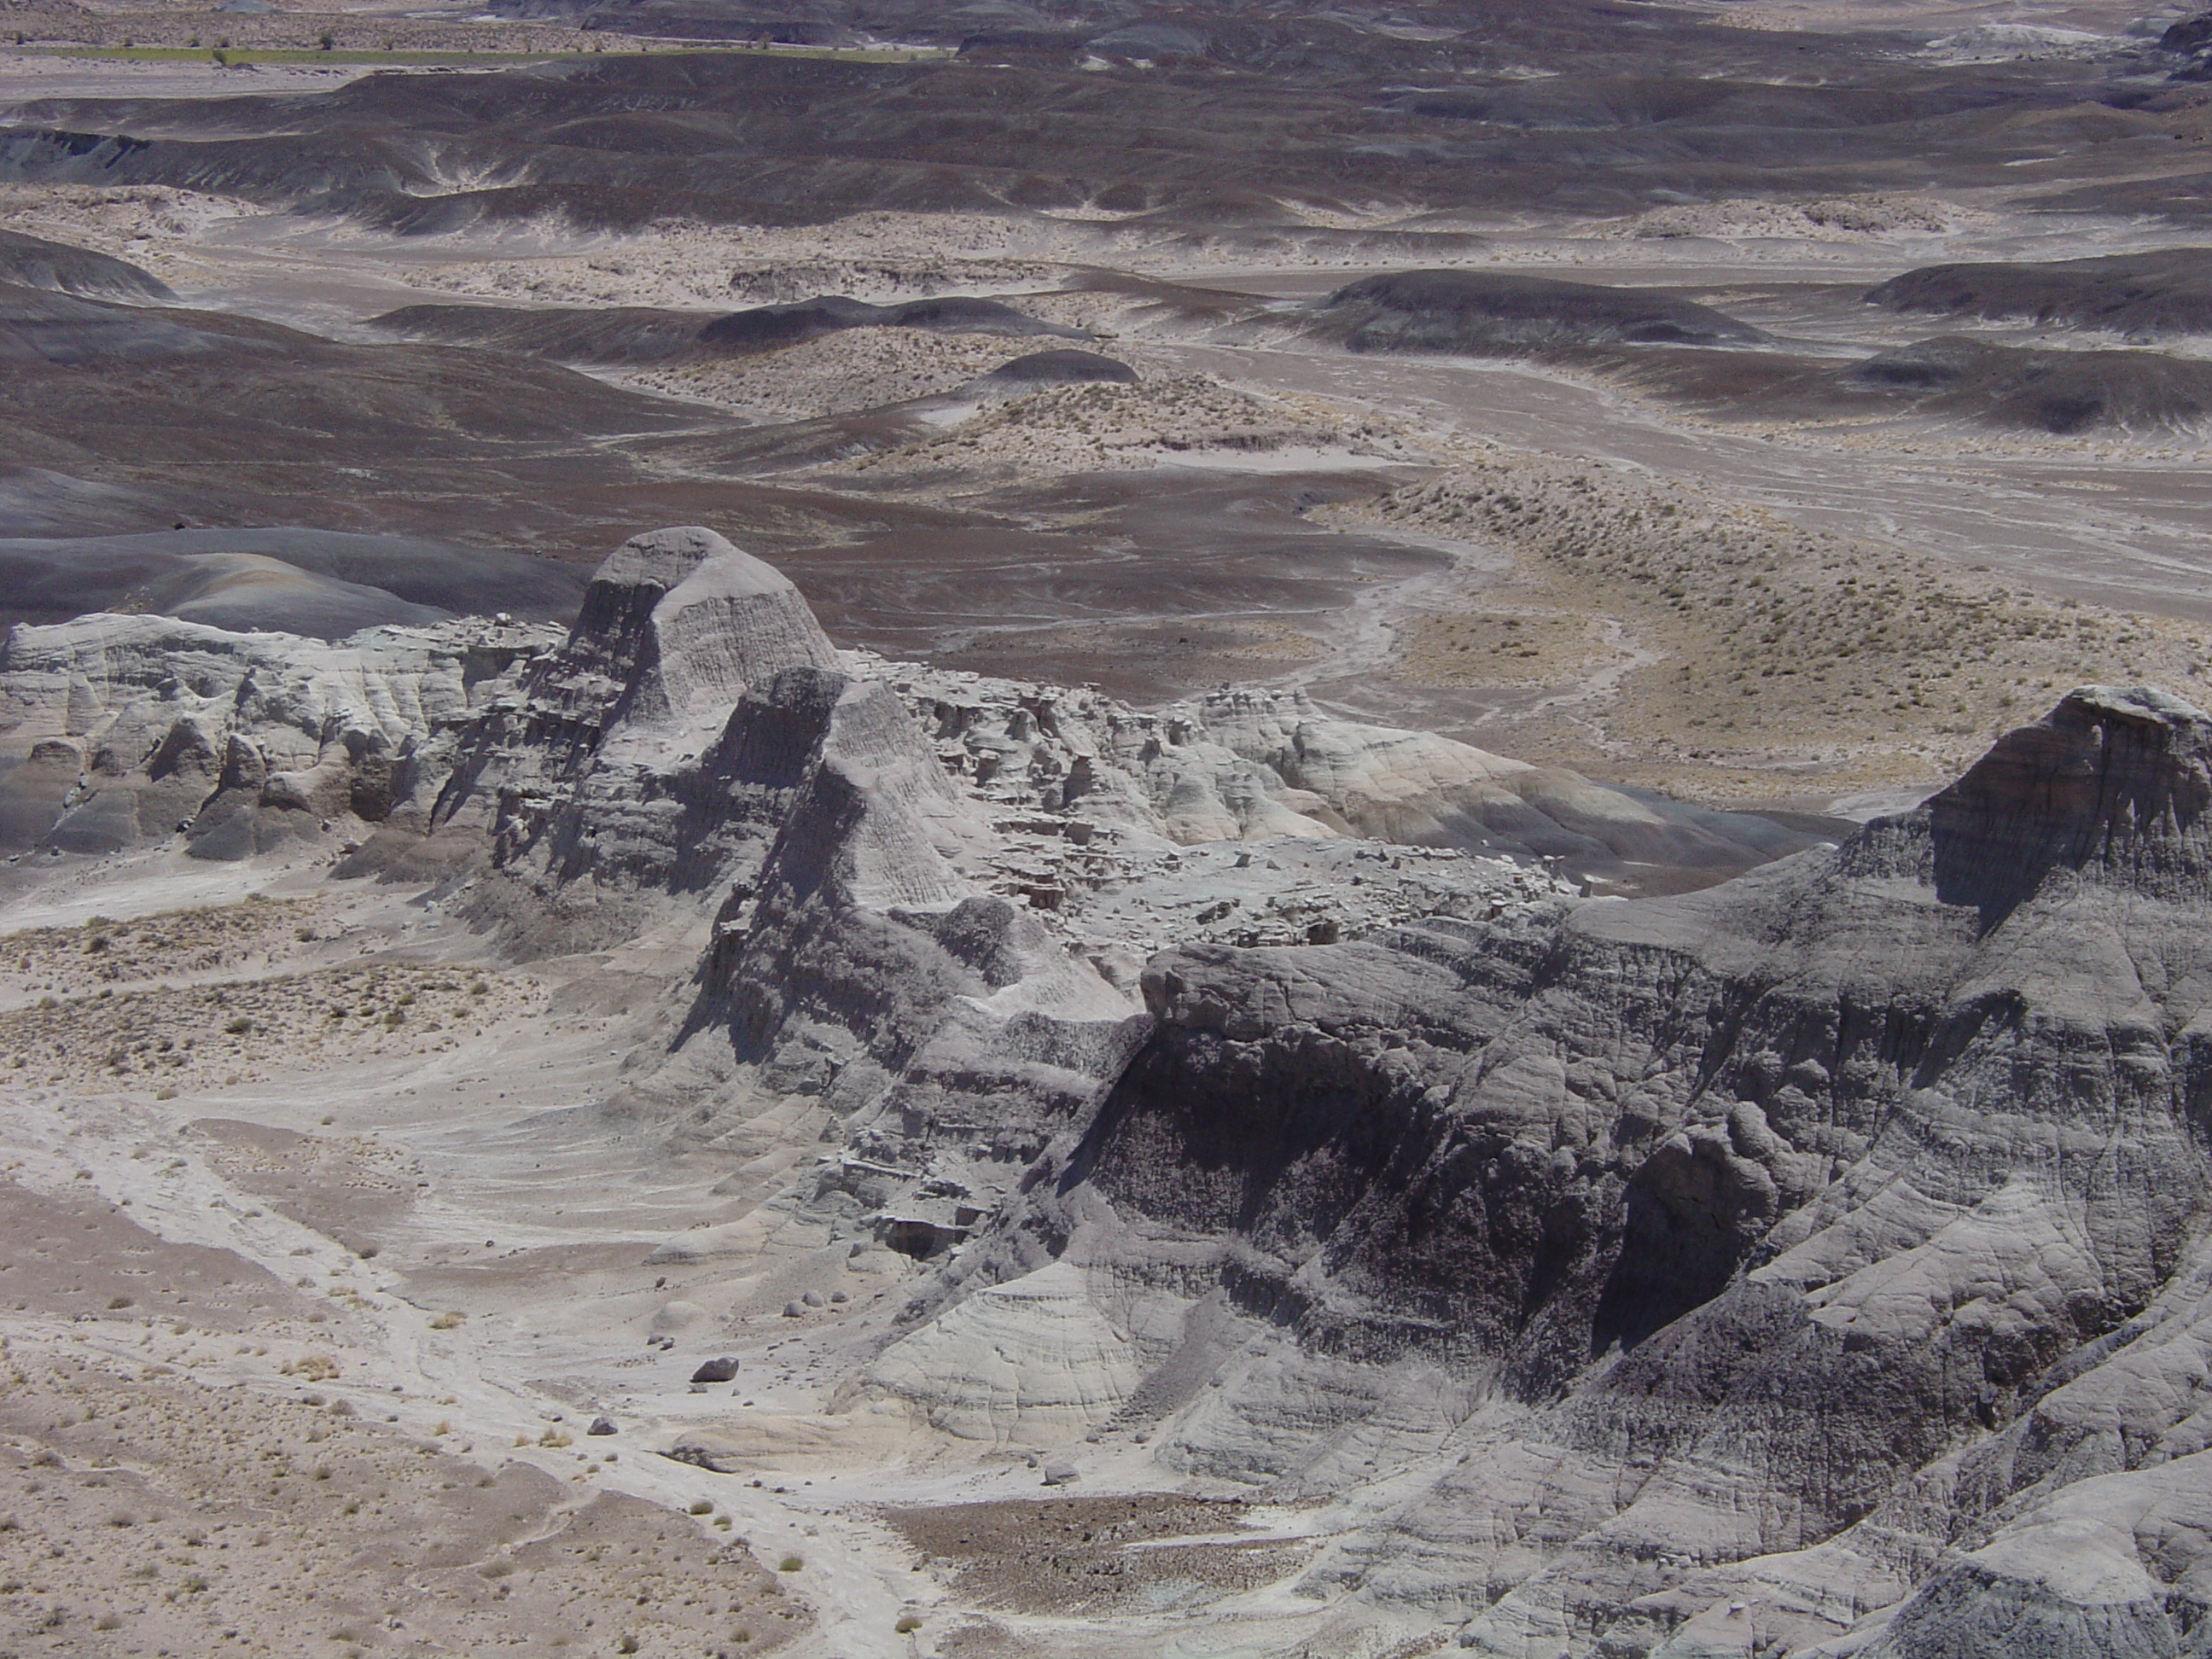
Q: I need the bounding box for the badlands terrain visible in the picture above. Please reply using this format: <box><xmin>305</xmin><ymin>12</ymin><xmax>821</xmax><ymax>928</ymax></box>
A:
<box><xmin>7</xmin><ymin>0</ymin><xmax>2212</xmax><ymax>1656</ymax></box>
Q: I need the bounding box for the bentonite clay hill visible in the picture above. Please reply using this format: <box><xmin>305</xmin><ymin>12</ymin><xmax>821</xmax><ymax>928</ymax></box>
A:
<box><xmin>4</xmin><ymin>534</ymin><xmax>2212</xmax><ymax>1657</ymax></box>
<box><xmin>12</xmin><ymin>0</ymin><xmax>2212</xmax><ymax>1650</ymax></box>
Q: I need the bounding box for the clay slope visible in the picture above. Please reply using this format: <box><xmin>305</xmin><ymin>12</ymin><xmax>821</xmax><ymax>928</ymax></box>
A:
<box><xmin>22</xmin><ymin>537</ymin><xmax>2210</xmax><ymax>1656</ymax></box>
<box><xmin>902</xmin><ymin>684</ymin><xmax>2212</xmax><ymax>1655</ymax></box>
<box><xmin>0</xmin><ymin>225</ymin><xmax>173</xmax><ymax>302</ymax></box>
<box><xmin>0</xmin><ymin>527</ymin><xmax>594</xmax><ymax>637</ymax></box>
<box><xmin>1316</xmin><ymin>269</ymin><xmax>1770</xmax><ymax>356</ymax></box>
<box><xmin>0</xmin><ymin>38</ymin><xmax>2167</xmax><ymax>236</ymax></box>
<box><xmin>1846</xmin><ymin>335</ymin><xmax>2212</xmax><ymax>434</ymax></box>
<box><xmin>1614</xmin><ymin>334</ymin><xmax>2212</xmax><ymax>436</ymax></box>
<box><xmin>1866</xmin><ymin>248</ymin><xmax>2212</xmax><ymax>337</ymax></box>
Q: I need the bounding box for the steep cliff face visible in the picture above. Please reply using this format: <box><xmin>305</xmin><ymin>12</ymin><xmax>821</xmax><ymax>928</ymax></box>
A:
<box><xmin>408</xmin><ymin>531</ymin><xmax>1146</xmax><ymax>1214</ymax></box>
<box><xmin>942</xmin><ymin>684</ymin><xmax>2212</xmax><ymax>1656</ymax></box>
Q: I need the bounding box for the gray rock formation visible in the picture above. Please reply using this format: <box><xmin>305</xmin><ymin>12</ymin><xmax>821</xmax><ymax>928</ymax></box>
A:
<box><xmin>0</xmin><ymin>228</ymin><xmax>175</xmax><ymax>302</ymax></box>
<box><xmin>0</xmin><ymin>610</ymin><xmax>555</xmax><ymax>858</ymax></box>
<box><xmin>0</xmin><ymin>527</ymin><xmax>591</xmax><ymax>634</ymax></box>
<box><xmin>891</xmin><ymin>682</ymin><xmax>2212</xmax><ymax>1658</ymax></box>
<box><xmin>871</xmin><ymin>659</ymin><xmax>1816</xmax><ymax>894</ymax></box>
<box><xmin>0</xmin><ymin>281</ymin><xmax>234</xmax><ymax>366</ymax></box>
<box><xmin>20</xmin><ymin>531</ymin><xmax>2207</xmax><ymax>1659</ymax></box>
<box><xmin>1316</xmin><ymin>269</ymin><xmax>1770</xmax><ymax>355</ymax></box>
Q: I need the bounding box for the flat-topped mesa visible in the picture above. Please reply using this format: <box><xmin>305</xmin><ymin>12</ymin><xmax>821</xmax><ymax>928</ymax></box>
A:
<box><xmin>1848</xmin><ymin>684</ymin><xmax>2212</xmax><ymax>922</ymax></box>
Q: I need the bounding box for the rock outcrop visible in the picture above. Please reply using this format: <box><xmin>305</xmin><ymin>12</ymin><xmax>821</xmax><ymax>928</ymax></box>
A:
<box><xmin>0</xmin><ymin>609</ymin><xmax>554</xmax><ymax>858</ymax></box>
<box><xmin>894</xmin><ymin>682</ymin><xmax>2212</xmax><ymax>1656</ymax></box>
<box><xmin>15</xmin><ymin>525</ymin><xmax>2212</xmax><ymax>1657</ymax></box>
<box><xmin>2168</xmin><ymin>9</ymin><xmax>2212</xmax><ymax>79</ymax></box>
<box><xmin>874</xmin><ymin>661</ymin><xmax>1815</xmax><ymax>895</ymax></box>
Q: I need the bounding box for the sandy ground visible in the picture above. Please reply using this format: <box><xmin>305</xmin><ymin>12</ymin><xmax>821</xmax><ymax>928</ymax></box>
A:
<box><xmin>6</xmin><ymin>146</ymin><xmax>2212</xmax><ymax>802</ymax></box>
<box><xmin>0</xmin><ymin>844</ymin><xmax>1392</xmax><ymax>1657</ymax></box>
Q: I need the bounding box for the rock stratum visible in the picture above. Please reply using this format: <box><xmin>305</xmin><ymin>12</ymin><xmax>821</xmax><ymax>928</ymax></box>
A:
<box><xmin>5</xmin><ymin>534</ymin><xmax>2209</xmax><ymax>1656</ymax></box>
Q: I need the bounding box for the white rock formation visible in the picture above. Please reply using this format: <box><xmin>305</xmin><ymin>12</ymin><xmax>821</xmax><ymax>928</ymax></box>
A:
<box><xmin>20</xmin><ymin>532</ymin><xmax>2212</xmax><ymax>1659</ymax></box>
<box><xmin>0</xmin><ymin>609</ymin><xmax>555</xmax><ymax>858</ymax></box>
<box><xmin>870</xmin><ymin>660</ymin><xmax>1813</xmax><ymax>888</ymax></box>
<box><xmin>861</xmin><ymin>1260</ymin><xmax>1142</xmax><ymax>1445</ymax></box>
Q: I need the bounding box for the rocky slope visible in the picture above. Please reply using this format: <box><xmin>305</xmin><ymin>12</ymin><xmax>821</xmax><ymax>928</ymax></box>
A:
<box><xmin>916</xmin><ymin>680</ymin><xmax>2212</xmax><ymax>1657</ymax></box>
<box><xmin>0</xmin><ymin>529</ymin><xmax>1783</xmax><ymax>1236</ymax></box>
<box><xmin>9</xmin><ymin>536</ymin><xmax>2210</xmax><ymax>1656</ymax></box>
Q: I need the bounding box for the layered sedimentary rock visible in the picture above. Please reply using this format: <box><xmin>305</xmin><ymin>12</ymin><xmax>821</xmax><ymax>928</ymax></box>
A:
<box><xmin>902</xmin><ymin>682</ymin><xmax>2212</xmax><ymax>1656</ymax></box>
<box><xmin>861</xmin><ymin>1260</ymin><xmax>1144</xmax><ymax>1445</ymax></box>
<box><xmin>876</xmin><ymin>661</ymin><xmax>1813</xmax><ymax>893</ymax></box>
<box><xmin>16</xmin><ymin>533</ymin><xmax>2212</xmax><ymax>1656</ymax></box>
<box><xmin>0</xmin><ymin>609</ymin><xmax>556</xmax><ymax>858</ymax></box>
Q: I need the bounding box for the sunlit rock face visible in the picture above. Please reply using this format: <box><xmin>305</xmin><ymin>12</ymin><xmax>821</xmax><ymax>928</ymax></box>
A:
<box><xmin>913</xmin><ymin>684</ymin><xmax>2212</xmax><ymax>1656</ymax></box>
<box><xmin>20</xmin><ymin>528</ymin><xmax>2212</xmax><ymax>1659</ymax></box>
